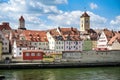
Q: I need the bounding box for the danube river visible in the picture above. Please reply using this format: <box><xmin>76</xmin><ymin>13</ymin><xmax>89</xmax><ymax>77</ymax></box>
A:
<box><xmin>0</xmin><ymin>67</ymin><xmax>120</xmax><ymax>80</ymax></box>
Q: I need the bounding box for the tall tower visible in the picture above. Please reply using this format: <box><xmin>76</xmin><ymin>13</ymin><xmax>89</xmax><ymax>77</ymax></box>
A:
<box><xmin>80</xmin><ymin>12</ymin><xmax>90</xmax><ymax>32</ymax></box>
<box><xmin>18</xmin><ymin>16</ymin><xmax>26</xmax><ymax>30</ymax></box>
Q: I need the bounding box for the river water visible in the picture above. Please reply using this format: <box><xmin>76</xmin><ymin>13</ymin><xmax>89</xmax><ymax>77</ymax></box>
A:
<box><xmin>0</xmin><ymin>67</ymin><xmax>120</xmax><ymax>80</ymax></box>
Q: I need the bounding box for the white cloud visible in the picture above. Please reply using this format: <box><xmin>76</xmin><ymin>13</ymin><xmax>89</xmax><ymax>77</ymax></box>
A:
<box><xmin>110</xmin><ymin>16</ymin><xmax>120</xmax><ymax>30</ymax></box>
<box><xmin>90</xmin><ymin>3</ymin><xmax>98</xmax><ymax>10</ymax></box>
<box><xmin>48</xmin><ymin>11</ymin><xmax>107</xmax><ymax>29</ymax></box>
<box><xmin>0</xmin><ymin>0</ymin><xmax>67</xmax><ymax>30</ymax></box>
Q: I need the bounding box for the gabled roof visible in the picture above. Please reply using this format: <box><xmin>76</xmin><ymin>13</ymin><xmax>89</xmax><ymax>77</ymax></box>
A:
<box><xmin>0</xmin><ymin>22</ymin><xmax>12</xmax><ymax>31</ymax></box>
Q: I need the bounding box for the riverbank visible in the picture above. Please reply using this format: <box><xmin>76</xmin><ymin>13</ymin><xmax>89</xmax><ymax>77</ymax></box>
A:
<box><xmin>0</xmin><ymin>62</ymin><xmax>120</xmax><ymax>69</ymax></box>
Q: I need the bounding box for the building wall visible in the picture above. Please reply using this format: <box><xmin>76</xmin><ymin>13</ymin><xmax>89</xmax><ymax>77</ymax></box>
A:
<box><xmin>0</xmin><ymin>42</ymin><xmax>2</xmax><ymax>60</ymax></box>
<box><xmin>0</xmin><ymin>31</ymin><xmax>9</xmax><ymax>53</ymax></box>
<box><xmin>23</xmin><ymin>51</ymin><xmax>43</xmax><ymax>60</ymax></box>
<box><xmin>83</xmin><ymin>40</ymin><xmax>92</xmax><ymax>51</ymax></box>
<box><xmin>108</xmin><ymin>40</ymin><xmax>120</xmax><ymax>50</ymax></box>
<box><xmin>55</xmin><ymin>41</ymin><xmax>64</xmax><ymax>51</ymax></box>
<box><xmin>13</xmin><ymin>47</ymin><xmax>27</xmax><ymax>57</ymax></box>
<box><xmin>46</xmin><ymin>32</ymin><xmax>55</xmax><ymax>50</ymax></box>
<box><xmin>97</xmin><ymin>31</ymin><xmax>108</xmax><ymax>48</ymax></box>
<box><xmin>64</xmin><ymin>41</ymin><xmax>82</xmax><ymax>51</ymax></box>
<box><xmin>80</xmin><ymin>17</ymin><xmax>90</xmax><ymax>31</ymax></box>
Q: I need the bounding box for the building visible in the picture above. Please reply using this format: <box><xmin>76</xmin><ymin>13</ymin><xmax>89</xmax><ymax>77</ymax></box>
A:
<box><xmin>80</xmin><ymin>11</ymin><xmax>90</xmax><ymax>32</ymax></box>
<box><xmin>47</xmin><ymin>27</ymin><xmax>83</xmax><ymax>52</ymax></box>
<box><xmin>19</xmin><ymin>30</ymin><xmax>49</xmax><ymax>50</ymax></box>
<box><xmin>0</xmin><ymin>31</ymin><xmax>9</xmax><ymax>53</ymax></box>
<box><xmin>22</xmin><ymin>50</ymin><xmax>44</xmax><ymax>61</ymax></box>
<box><xmin>107</xmin><ymin>33</ymin><xmax>120</xmax><ymax>50</ymax></box>
<box><xmin>0</xmin><ymin>22</ymin><xmax>11</xmax><ymax>31</ymax></box>
<box><xmin>12</xmin><ymin>40</ymin><xmax>32</xmax><ymax>57</ymax></box>
<box><xmin>18</xmin><ymin>16</ymin><xmax>26</xmax><ymax>30</ymax></box>
<box><xmin>96</xmin><ymin>29</ymin><xmax>120</xmax><ymax>51</ymax></box>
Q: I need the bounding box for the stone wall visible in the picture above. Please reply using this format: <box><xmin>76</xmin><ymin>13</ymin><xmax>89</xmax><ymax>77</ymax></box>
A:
<box><xmin>81</xmin><ymin>50</ymin><xmax>120</xmax><ymax>63</ymax></box>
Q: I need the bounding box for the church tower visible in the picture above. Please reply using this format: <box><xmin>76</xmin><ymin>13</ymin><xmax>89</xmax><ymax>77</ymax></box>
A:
<box><xmin>80</xmin><ymin>12</ymin><xmax>90</xmax><ymax>32</ymax></box>
<box><xmin>18</xmin><ymin>16</ymin><xmax>26</xmax><ymax>30</ymax></box>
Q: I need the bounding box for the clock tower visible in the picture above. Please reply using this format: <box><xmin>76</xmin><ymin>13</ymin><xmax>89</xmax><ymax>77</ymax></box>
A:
<box><xmin>80</xmin><ymin>12</ymin><xmax>90</xmax><ymax>32</ymax></box>
<box><xmin>18</xmin><ymin>16</ymin><xmax>26</xmax><ymax>30</ymax></box>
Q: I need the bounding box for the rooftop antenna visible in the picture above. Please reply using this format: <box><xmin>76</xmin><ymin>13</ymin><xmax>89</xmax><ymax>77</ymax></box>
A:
<box><xmin>84</xmin><ymin>7</ymin><xmax>87</xmax><ymax>12</ymax></box>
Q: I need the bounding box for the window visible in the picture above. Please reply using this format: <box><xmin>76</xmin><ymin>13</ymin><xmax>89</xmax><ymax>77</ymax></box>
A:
<box><xmin>5</xmin><ymin>43</ymin><xmax>7</xmax><ymax>45</ymax></box>
<box><xmin>20</xmin><ymin>48</ymin><xmax>21</xmax><ymax>50</ymax></box>
<box><xmin>31</xmin><ymin>53</ymin><xmax>35</xmax><ymax>56</ymax></box>
<box><xmin>39</xmin><ymin>43</ymin><xmax>41</xmax><ymax>45</ymax></box>
<box><xmin>37</xmin><ymin>53</ymin><xmax>41</xmax><ymax>56</ymax></box>
<box><xmin>26</xmin><ymin>53</ymin><xmax>30</xmax><ymax>56</ymax></box>
<box><xmin>5</xmin><ymin>47</ymin><xmax>7</xmax><ymax>50</ymax></box>
<box><xmin>19</xmin><ymin>52</ymin><xmax>21</xmax><ymax>55</ymax></box>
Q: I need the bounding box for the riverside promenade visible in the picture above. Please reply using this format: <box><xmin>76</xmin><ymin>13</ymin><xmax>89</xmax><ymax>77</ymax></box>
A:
<box><xmin>0</xmin><ymin>62</ymin><xmax>120</xmax><ymax>69</ymax></box>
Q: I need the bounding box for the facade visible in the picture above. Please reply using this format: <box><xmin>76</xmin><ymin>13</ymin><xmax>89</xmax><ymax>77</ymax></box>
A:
<box><xmin>97</xmin><ymin>31</ymin><xmax>108</xmax><ymax>50</ymax></box>
<box><xmin>22</xmin><ymin>50</ymin><xmax>44</xmax><ymax>60</ymax></box>
<box><xmin>12</xmin><ymin>40</ymin><xmax>32</xmax><ymax>57</ymax></box>
<box><xmin>97</xmin><ymin>29</ymin><xmax>120</xmax><ymax>51</ymax></box>
<box><xmin>47</xmin><ymin>27</ymin><xmax>83</xmax><ymax>52</ymax></box>
<box><xmin>80</xmin><ymin>12</ymin><xmax>90</xmax><ymax>32</ymax></box>
<box><xmin>0</xmin><ymin>31</ymin><xmax>9</xmax><ymax>53</ymax></box>
<box><xmin>20</xmin><ymin>30</ymin><xmax>49</xmax><ymax>50</ymax></box>
<box><xmin>107</xmin><ymin>33</ymin><xmax>120</xmax><ymax>50</ymax></box>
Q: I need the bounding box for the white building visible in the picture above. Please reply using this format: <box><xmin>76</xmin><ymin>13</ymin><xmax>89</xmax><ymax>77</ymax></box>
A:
<box><xmin>97</xmin><ymin>31</ymin><xmax>108</xmax><ymax>49</ymax></box>
<box><xmin>47</xmin><ymin>27</ymin><xmax>83</xmax><ymax>52</ymax></box>
<box><xmin>12</xmin><ymin>40</ymin><xmax>32</xmax><ymax>57</ymax></box>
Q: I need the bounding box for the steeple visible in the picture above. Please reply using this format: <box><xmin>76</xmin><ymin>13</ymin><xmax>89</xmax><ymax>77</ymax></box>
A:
<box><xmin>18</xmin><ymin>16</ymin><xmax>26</xmax><ymax>30</ymax></box>
<box><xmin>80</xmin><ymin>11</ymin><xmax>90</xmax><ymax>32</ymax></box>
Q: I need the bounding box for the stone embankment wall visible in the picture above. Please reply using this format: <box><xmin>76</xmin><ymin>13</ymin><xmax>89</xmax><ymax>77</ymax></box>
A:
<box><xmin>81</xmin><ymin>50</ymin><xmax>120</xmax><ymax>63</ymax></box>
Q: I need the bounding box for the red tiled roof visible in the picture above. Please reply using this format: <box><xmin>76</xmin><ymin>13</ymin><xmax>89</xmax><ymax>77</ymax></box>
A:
<box><xmin>0</xmin><ymin>22</ymin><xmax>12</xmax><ymax>31</ymax></box>
<box><xmin>21</xmin><ymin>30</ymin><xmax>48</xmax><ymax>42</ymax></box>
<box><xmin>48</xmin><ymin>27</ymin><xmax>82</xmax><ymax>41</ymax></box>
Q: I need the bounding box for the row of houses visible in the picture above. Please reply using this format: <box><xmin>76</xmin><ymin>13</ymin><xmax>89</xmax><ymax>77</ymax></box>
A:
<box><xmin>0</xmin><ymin>13</ymin><xmax>120</xmax><ymax>61</ymax></box>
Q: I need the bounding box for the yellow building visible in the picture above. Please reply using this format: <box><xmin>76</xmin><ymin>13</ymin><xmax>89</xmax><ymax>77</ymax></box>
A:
<box><xmin>0</xmin><ymin>41</ymin><xmax>2</xmax><ymax>60</ymax></box>
<box><xmin>80</xmin><ymin>12</ymin><xmax>90</xmax><ymax>32</ymax></box>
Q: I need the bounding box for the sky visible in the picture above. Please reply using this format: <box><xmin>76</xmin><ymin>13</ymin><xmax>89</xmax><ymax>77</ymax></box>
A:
<box><xmin>0</xmin><ymin>0</ymin><xmax>120</xmax><ymax>30</ymax></box>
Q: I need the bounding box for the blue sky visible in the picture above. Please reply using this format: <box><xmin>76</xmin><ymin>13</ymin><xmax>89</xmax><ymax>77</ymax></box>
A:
<box><xmin>0</xmin><ymin>0</ymin><xmax>120</xmax><ymax>30</ymax></box>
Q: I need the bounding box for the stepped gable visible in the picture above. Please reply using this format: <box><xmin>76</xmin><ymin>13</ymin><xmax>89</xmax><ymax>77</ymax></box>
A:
<box><xmin>0</xmin><ymin>22</ymin><xmax>12</xmax><ymax>31</ymax></box>
<box><xmin>21</xmin><ymin>30</ymin><xmax>48</xmax><ymax>42</ymax></box>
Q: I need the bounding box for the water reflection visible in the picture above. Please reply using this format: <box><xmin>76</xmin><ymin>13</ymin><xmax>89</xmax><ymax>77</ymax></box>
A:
<box><xmin>0</xmin><ymin>67</ymin><xmax>120</xmax><ymax>80</ymax></box>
